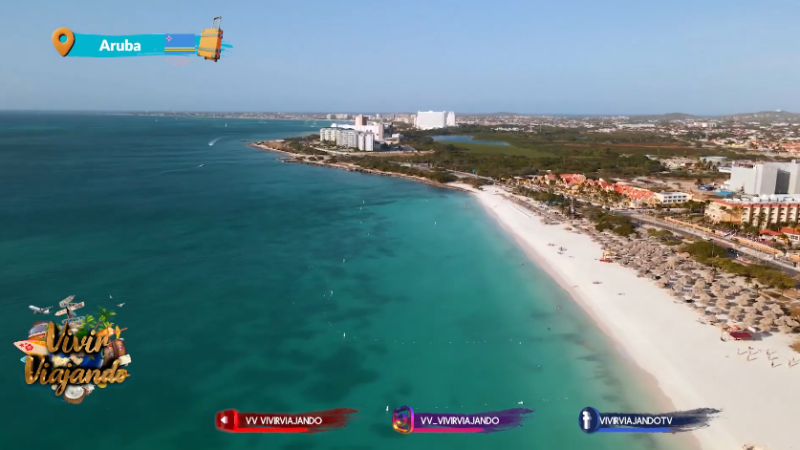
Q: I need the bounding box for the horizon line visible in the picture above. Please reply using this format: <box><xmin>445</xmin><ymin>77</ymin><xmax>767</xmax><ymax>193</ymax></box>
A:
<box><xmin>0</xmin><ymin>109</ymin><xmax>794</xmax><ymax>118</ymax></box>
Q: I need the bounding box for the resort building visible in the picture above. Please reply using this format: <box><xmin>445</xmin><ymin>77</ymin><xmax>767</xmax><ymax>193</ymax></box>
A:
<box><xmin>612</xmin><ymin>184</ymin><xmax>656</xmax><ymax>207</ymax></box>
<box><xmin>781</xmin><ymin>227</ymin><xmax>800</xmax><ymax>242</ymax></box>
<box><xmin>725</xmin><ymin>160</ymin><xmax>800</xmax><ymax>195</ymax></box>
<box><xmin>320</xmin><ymin>128</ymin><xmax>337</xmax><ymax>142</ymax></box>
<box><xmin>705</xmin><ymin>195</ymin><xmax>800</xmax><ymax>227</ymax></box>
<box><xmin>357</xmin><ymin>132</ymin><xmax>374</xmax><ymax>151</ymax></box>
<box><xmin>336</xmin><ymin>129</ymin><xmax>358</xmax><ymax>148</ymax></box>
<box><xmin>319</xmin><ymin>127</ymin><xmax>376</xmax><ymax>151</ymax></box>
<box><xmin>331</xmin><ymin>119</ymin><xmax>386</xmax><ymax>141</ymax></box>
<box><xmin>446</xmin><ymin>111</ymin><xmax>456</xmax><ymax>127</ymax></box>
<box><xmin>653</xmin><ymin>191</ymin><xmax>692</xmax><ymax>204</ymax></box>
<box><xmin>415</xmin><ymin>111</ymin><xmax>452</xmax><ymax>130</ymax></box>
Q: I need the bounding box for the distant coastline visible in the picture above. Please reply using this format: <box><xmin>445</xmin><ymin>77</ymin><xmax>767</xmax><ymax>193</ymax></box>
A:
<box><xmin>249</xmin><ymin>142</ymin><xmax>474</xmax><ymax>194</ymax></box>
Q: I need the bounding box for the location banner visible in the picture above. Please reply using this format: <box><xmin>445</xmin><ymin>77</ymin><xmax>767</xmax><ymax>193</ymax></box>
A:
<box><xmin>51</xmin><ymin>29</ymin><xmax>232</xmax><ymax>58</ymax></box>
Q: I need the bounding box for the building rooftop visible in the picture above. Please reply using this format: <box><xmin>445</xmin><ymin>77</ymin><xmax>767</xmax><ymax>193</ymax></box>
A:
<box><xmin>716</xmin><ymin>194</ymin><xmax>800</xmax><ymax>204</ymax></box>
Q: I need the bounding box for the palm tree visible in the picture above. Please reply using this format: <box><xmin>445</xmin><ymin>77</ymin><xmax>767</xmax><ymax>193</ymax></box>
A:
<box><xmin>95</xmin><ymin>307</ymin><xmax>116</xmax><ymax>330</ymax></box>
<box><xmin>83</xmin><ymin>315</ymin><xmax>97</xmax><ymax>330</ymax></box>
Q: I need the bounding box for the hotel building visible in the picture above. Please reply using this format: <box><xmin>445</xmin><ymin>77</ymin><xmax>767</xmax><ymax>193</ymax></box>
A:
<box><xmin>726</xmin><ymin>160</ymin><xmax>800</xmax><ymax>195</ymax></box>
<box><xmin>653</xmin><ymin>192</ymin><xmax>692</xmax><ymax>204</ymax></box>
<box><xmin>320</xmin><ymin>127</ymin><xmax>375</xmax><ymax>151</ymax></box>
<box><xmin>705</xmin><ymin>195</ymin><xmax>800</xmax><ymax>227</ymax></box>
<box><xmin>415</xmin><ymin>111</ymin><xmax>455</xmax><ymax>130</ymax></box>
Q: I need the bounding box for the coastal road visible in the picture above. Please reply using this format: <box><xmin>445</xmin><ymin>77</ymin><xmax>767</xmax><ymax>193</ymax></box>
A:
<box><xmin>626</xmin><ymin>213</ymin><xmax>800</xmax><ymax>273</ymax></box>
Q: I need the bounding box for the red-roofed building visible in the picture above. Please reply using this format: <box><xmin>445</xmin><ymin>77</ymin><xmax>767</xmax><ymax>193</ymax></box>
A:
<box><xmin>558</xmin><ymin>174</ymin><xmax>587</xmax><ymax>186</ymax></box>
<box><xmin>612</xmin><ymin>184</ymin><xmax>656</xmax><ymax>207</ymax></box>
<box><xmin>759</xmin><ymin>229</ymin><xmax>784</xmax><ymax>241</ymax></box>
<box><xmin>780</xmin><ymin>227</ymin><xmax>800</xmax><ymax>243</ymax></box>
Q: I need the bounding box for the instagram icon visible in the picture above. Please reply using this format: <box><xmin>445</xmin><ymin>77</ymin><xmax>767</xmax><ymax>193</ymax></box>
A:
<box><xmin>392</xmin><ymin>405</ymin><xmax>414</xmax><ymax>434</ymax></box>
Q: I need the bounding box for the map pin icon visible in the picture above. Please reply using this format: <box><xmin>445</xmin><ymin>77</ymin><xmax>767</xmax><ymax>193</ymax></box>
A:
<box><xmin>52</xmin><ymin>28</ymin><xmax>75</xmax><ymax>57</ymax></box>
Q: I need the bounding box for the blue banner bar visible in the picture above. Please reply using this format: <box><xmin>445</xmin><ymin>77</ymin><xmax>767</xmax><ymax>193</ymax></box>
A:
<box><xmin>66</xmin><ymin>33</ymin><xmax>231</xmax><ymax>57</ymax></box>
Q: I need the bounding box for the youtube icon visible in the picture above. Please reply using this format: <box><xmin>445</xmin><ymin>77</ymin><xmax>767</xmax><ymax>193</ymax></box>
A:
<box><xmin>216</xmin><ymin>410</ymin><xmax>237</xmax><ymax>432</ymax></box>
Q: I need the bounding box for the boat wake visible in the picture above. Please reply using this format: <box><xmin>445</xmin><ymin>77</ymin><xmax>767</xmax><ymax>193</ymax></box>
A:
<box><xmin>209</xmin><ymin>137</ymin><xmax>223</xmax><ymax>146</ymax></box>
<box><xmin>158</xmin><ymin>164</ymin><xmax>204</xmax><ymax>175</ymax></box>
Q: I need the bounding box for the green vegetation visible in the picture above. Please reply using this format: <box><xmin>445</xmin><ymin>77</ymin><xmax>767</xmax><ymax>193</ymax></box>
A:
<box><xmin>437</xmin><ymin>141</ymin><xmax>550</xmax><ymax>157</ymax></box>
<box><xmin>587</xmin><ymin>209</ymin><xmax>635</xmax><ymax>236</ymax></box>
<box><xmin>647</xmin><ymin>228</ymin><xmax>674</xmax><ymax>238</ymax></box>
<box><xmin>344</xmin><ymin>157</ymin><xmax>457</xmax><ymax>183</ymax></box>
<box><xmin>96</xmin><ymin>307</ymin><xmax>116</xmax><ymax>330</ymax></box>
<box><xmin>396</xmin><ymin>128</ymin><xmax>667</xmax><ymax>179</ymax></box>
<box><xmin>517</xmin><ymin>189</ymin><xmax>567</xmax><ymax>205</ymax></box>
<box><xmin>681</xmin><ymin>242</ymin><xmax>795</xmax><ymax>290</ymax></box>
<box><xmin>464</xmin><ymin>177</ymin><xmax>493</xmax><ymax>188</ymax></box>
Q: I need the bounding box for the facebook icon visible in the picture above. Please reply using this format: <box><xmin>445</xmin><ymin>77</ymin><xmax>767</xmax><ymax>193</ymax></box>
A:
<box><xmin>579</xmin><ymin>407</ymin><xmax>601</xmax><ymax>434</ymax></box>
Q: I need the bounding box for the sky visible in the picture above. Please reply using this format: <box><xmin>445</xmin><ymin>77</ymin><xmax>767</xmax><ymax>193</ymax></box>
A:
<box><xmin>1</xmin><ymin>0</ymin><xmax>798</xmax><ymax>115</ymax></box>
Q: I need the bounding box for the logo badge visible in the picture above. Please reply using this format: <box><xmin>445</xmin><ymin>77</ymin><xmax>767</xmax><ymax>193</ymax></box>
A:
<box><xmin>392</xmin><ymin>405</ymin><xmax>414</xmax><ymax>434</ymax></box>
<box><xmin>579</xmin><ymin>407</ymin><xmax>600</xmax><ymax>434</ymax></box>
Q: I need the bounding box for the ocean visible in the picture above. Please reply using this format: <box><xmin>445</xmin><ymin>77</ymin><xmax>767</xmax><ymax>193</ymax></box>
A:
<box><xmin>0</xmin><ymin>113</ymin><xmax>677</xmax><ymax>450</ymax></box>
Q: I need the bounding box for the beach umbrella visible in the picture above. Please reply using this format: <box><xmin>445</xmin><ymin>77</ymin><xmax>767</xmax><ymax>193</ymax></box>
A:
<box><xmin>715</xmin><ymin>298</ymin><xmax>729</xmax><ymax>309</ymax></box>
<box><xmin>763</xmin><ymin>311</ymin><xmax>777</xmax><ymax>320</ymax></box>
<box><xmin>667</xmin><ymin>257</ymin><xmax>678</xmax><ymax>268</ymax></box>
<box><xmin>736</xmin><ymin>297</ymin><xmax>750</xmax><ymax>307</ymax></box>
<box><xmin>729</xmin><ymin>306</ymin><xmax>742</xmax><ymax>318</ymax></box>
<box><xmin>759</xmin><ymin>317</ymin><xmax>774</xmax><ymax>329</ymax></box>
<box><xmin>778</xmin><ymin>325</ymin><xmax>793</xmax><ymax>334</ymax></box>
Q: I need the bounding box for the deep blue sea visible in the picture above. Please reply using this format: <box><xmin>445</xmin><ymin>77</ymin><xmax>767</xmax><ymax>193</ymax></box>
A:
<box><xmin>0</xmin><ymin>113</ymin><xmax>678</xmax><ymax>450</ymax></box>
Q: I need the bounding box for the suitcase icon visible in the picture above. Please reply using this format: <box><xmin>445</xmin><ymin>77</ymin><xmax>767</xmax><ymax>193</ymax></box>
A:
<box><xmin>197</xmin><ymin>17</ymin><xmax>223</xmax><ymax>62</ymax></box>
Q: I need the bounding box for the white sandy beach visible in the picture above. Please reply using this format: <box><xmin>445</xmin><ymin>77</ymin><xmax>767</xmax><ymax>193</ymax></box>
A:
<box><xmin>469</xmin><ymin>185</ymin><xmax>799</xmax><ymax>450</ymax></box>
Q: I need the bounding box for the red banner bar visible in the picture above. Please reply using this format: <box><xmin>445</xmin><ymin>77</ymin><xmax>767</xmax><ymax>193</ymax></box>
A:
<box><xmin>216</xmin><ymin>408</ymin><xmax>358</xmax><ymax>434</ymax></box>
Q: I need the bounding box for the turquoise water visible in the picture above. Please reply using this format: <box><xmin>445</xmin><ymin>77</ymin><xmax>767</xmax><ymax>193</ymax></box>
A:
<box><xmin>432</xmin><ymin>135</ymin><xmax>510</xmax><ymax>146</ymax></box>
<box><xmin>0</xmin><ymin>114</ymin><xmax>677</xmax><ymax>450</ymax></box>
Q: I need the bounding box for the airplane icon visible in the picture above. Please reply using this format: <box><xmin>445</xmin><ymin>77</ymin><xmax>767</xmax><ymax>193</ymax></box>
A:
<box><xmin>29</xmin><ymin>305</ymin><xmax>52</xmax><ymax>314</ymax></box>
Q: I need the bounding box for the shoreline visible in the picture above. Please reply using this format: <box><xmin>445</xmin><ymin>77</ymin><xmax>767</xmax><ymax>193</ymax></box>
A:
<box><xmin>249</xmin><ymin>142</ymin><xmax>475</xmax><ymax>194</ymax></box>
<box><xmin>251</xmin><ymin>140</ymin><xmax>797</xmax><ymax>449</ymax></box>
<box><xmin>474</xmin><ymin>190</ymin><xmax>702</xmax><ymax>450</ymax></box>
<box><xmin>472</xmin><ymin>186</ymin><xmax>799</xmax><ymax>450</ymax></box>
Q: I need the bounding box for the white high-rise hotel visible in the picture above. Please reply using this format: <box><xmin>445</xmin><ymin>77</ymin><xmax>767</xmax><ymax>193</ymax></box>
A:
<box><xmin>726</xmin><ymin>160</ymin><xmax>800</xmax><ymax>195</ymax></box>
<box><xmin>319</xmin><ymin>127</ymin><xmax>374</xmax><ymax>151</ymax></box>
<box><xmin>415</xmin><ymin>111</ymin><xmax>456</xmax><ymax>130</ymax></box>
